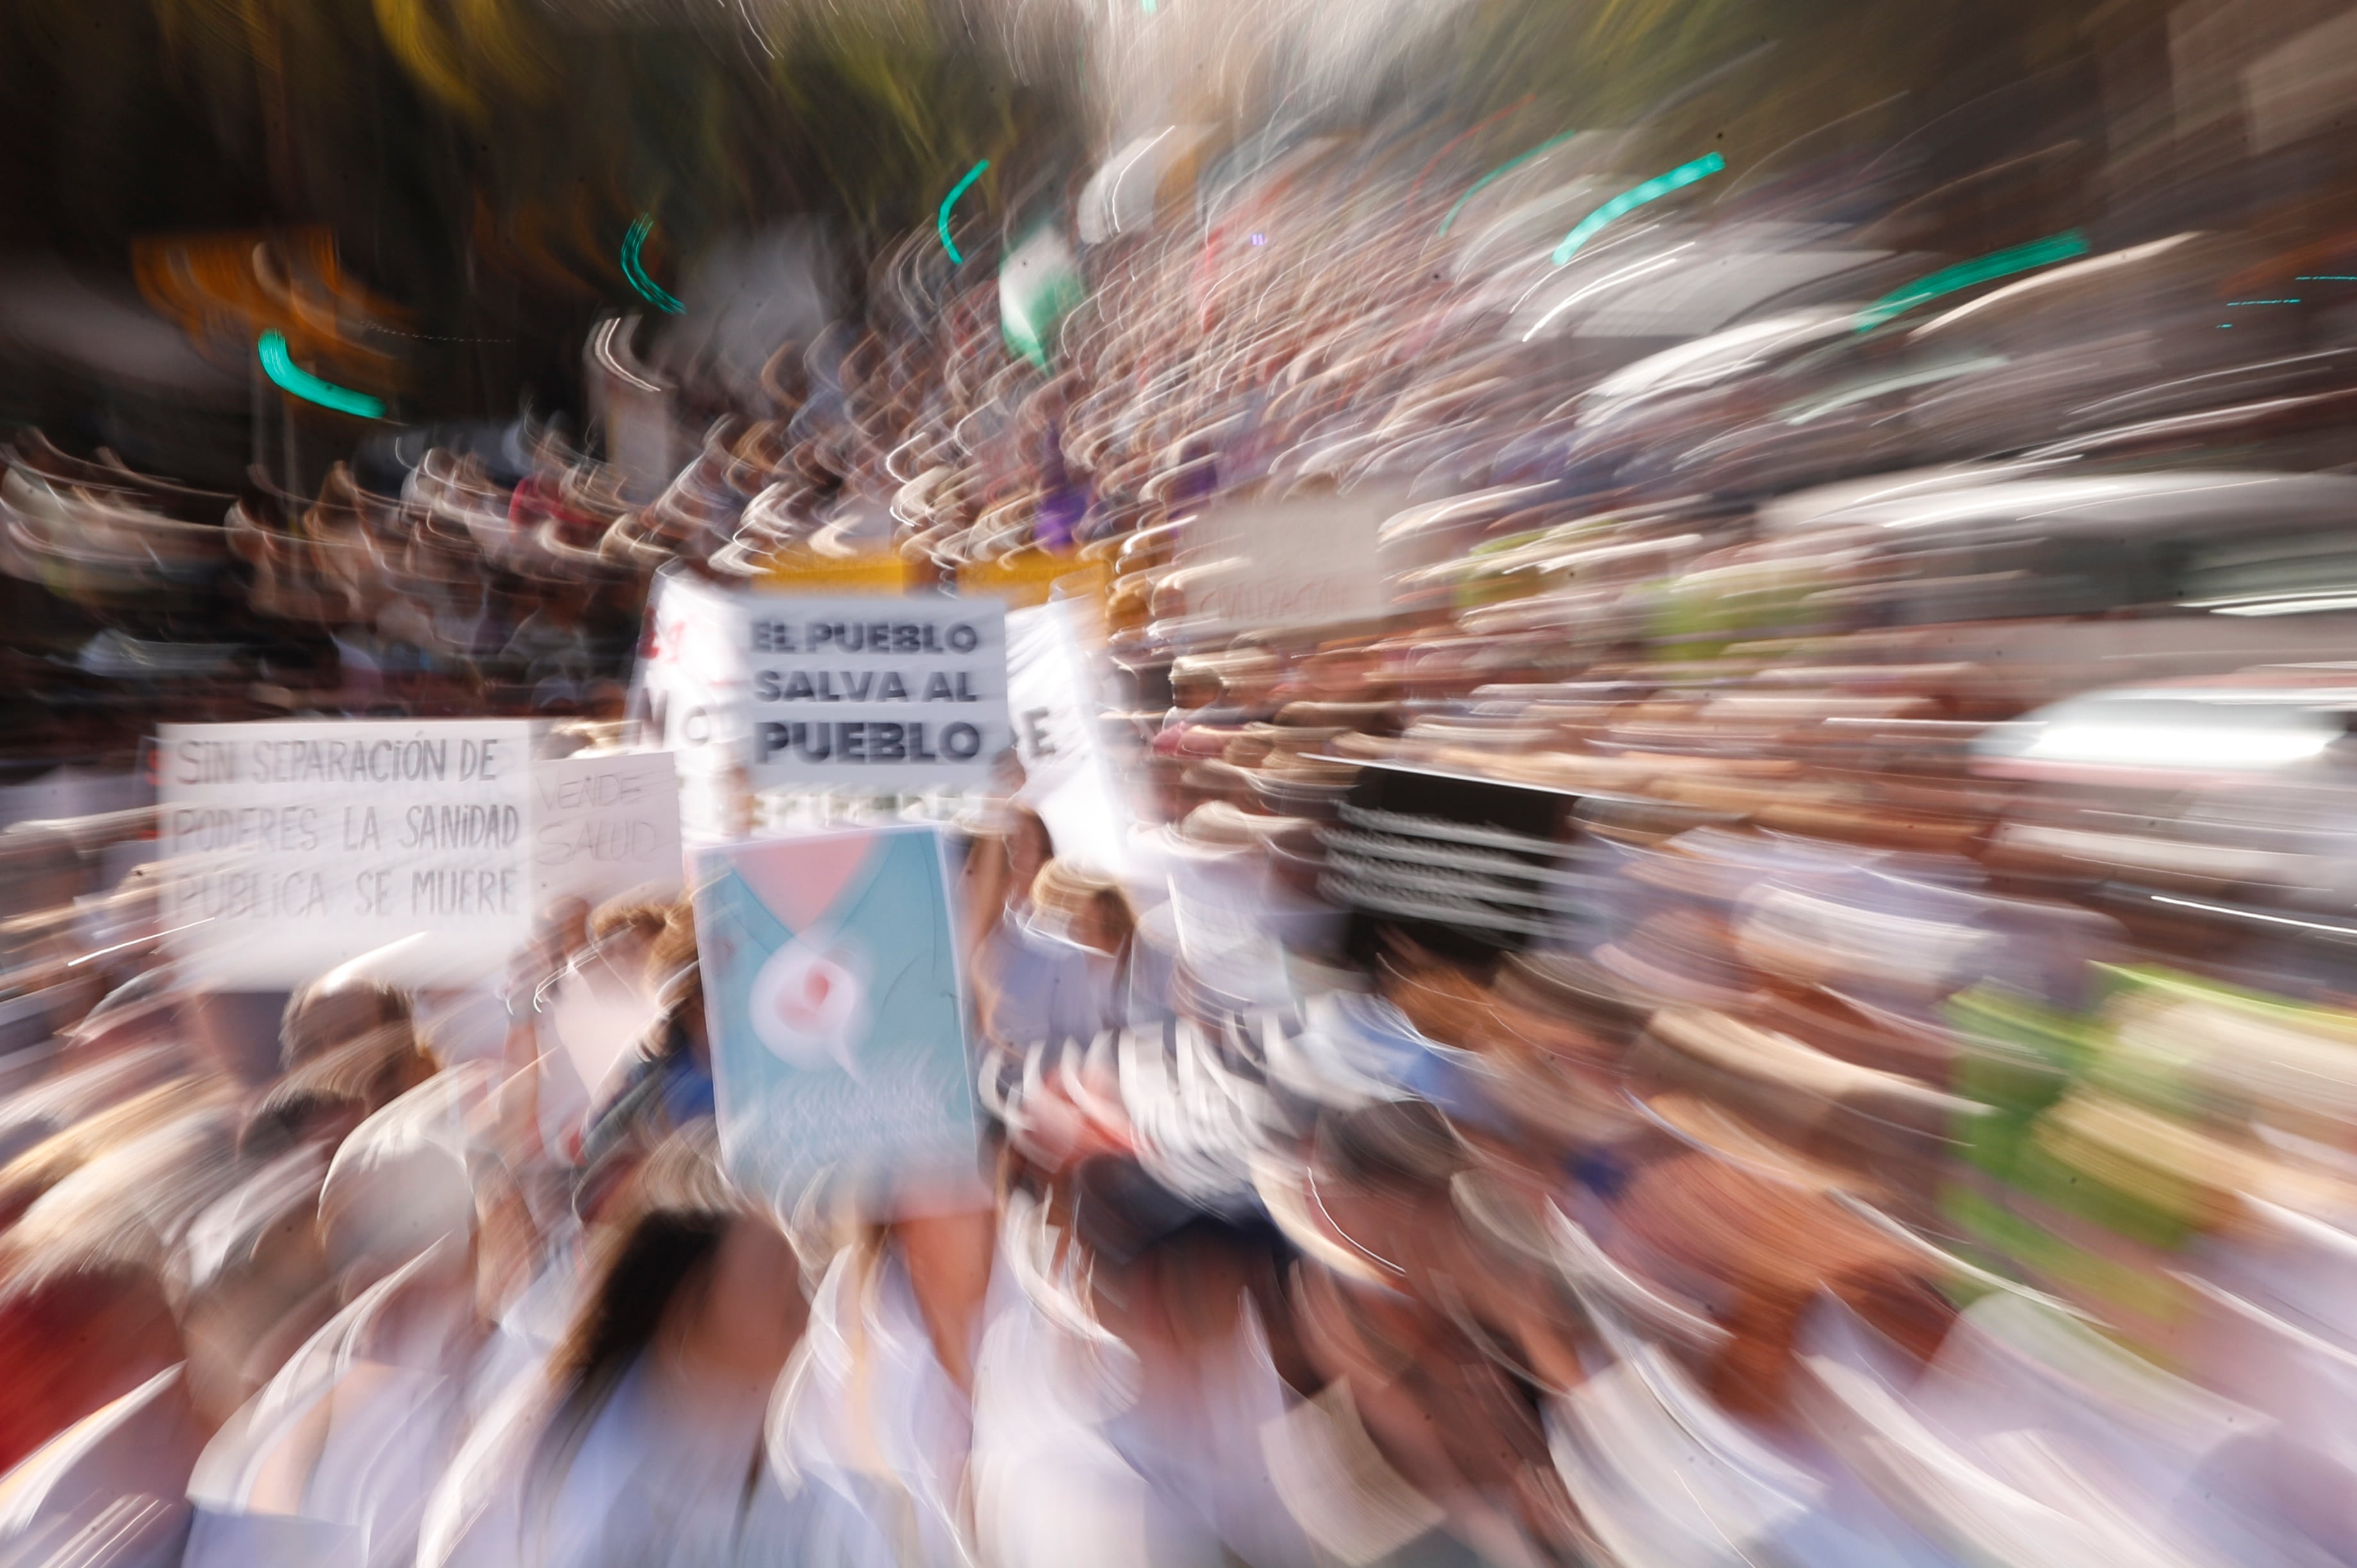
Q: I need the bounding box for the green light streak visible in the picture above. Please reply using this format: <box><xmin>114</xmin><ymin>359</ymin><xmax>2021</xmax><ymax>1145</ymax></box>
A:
<box><xmin>257</xmin><ymin>332</ymin><xmax>384</xmax><ymax>419</ymax></box>
<box><xmin>938</xmin><ymin>161</ymin><xmax>990</xmax><ymax>266</ymax></box>
<box><xmin>1853</xmin><ymin>230</ymin><xmax>2089</xmax><ymax>332</ymax></box>
<box><xmin>621</xmin><ymin>216</ymin><xmax>683</xmax><ymax>314</ymax></box>
<box><xmin>1439</xmin><ymin>129</ymin><xmax>1579</xmax><ymax>238</ymax></box>
<box><xmin>1550</xmin><ymin>151</ymin><xmax>1725</xmax><ymax>266</ymax></box>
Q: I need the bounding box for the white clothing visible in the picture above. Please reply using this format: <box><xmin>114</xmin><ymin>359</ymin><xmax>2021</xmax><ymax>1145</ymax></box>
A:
<box><xmin>768</xmin><ymin>1244</ymin><xmax>974</xmax><ymax>1568</ymax></box>
<box><xmin>0</xmin><ymin>1366</ymin><xmax>204</xmax><ymax>1568</ymax></box>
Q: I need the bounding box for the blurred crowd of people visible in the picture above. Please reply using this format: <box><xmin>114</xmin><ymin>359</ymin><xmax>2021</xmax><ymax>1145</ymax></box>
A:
<box><xmin>13</xmin><ymin>78</ymin><xmax>2357</xmax><ymax>1568</ymax></box>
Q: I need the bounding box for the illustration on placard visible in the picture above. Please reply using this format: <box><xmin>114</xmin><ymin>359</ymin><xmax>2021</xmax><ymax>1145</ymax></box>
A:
<box><xmin>693</xmin><ymin>824</ymin><xmax>977</xmax><ymax>1206</ymax></box>
<box><xmin>747</xmin><ymin>933</ymin><xmax>870</xmax><ymax>1076</ymax></box>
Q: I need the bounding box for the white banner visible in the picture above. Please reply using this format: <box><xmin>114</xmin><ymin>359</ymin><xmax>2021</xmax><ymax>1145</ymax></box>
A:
<box><xmin>1182</xmin><ymin>491</ymin><xmax>1401</xmax><ymax>628</ymax></box>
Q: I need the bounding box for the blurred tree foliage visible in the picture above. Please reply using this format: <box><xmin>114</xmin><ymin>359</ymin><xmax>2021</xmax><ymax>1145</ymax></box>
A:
<box><xmin>0</xmin><ymin>0</ymin><xmax>1076</xmax><ymax>412</ymax></box>
<box><xmin>0</xmin><ymin>0</ymin><xmax>2117</xmax><ymax>416</ymax></box>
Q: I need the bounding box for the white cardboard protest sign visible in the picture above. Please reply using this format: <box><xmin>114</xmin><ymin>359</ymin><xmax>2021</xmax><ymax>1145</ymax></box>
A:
<box><xmin>532</xmin><ymin>751</ymin><xmax>683</xmax><ymax>908</ymax></box>
<box><xmin>1006</xmin><ymin>599</ymin><xmax>1134</xmax><ymax>878</ymax></box>
<box><xmin>158</xmin><ymin>723</ymin><xmax>685</xmax><ymax>986</ymax></box>
<box><xmin>1182</xmin><ymin>491</ymin><xmax>1401</xmax><ymax>629</ymax></box>
<box><xmin>636</xmin><ymin>573</ymin><xmax>1012</xmax><ymax>794</ymax></box>
<box><xmin>159</xmin><ymin>721</ymin><xmax>540</xmax><ymax>987</ymax></box>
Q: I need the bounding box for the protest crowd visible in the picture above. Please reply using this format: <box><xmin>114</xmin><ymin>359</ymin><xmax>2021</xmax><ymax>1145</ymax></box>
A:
<box><xmin>17</xmin><ymin>30</ymin><xmax>2357</xmax><ymax>1564</ymax></box>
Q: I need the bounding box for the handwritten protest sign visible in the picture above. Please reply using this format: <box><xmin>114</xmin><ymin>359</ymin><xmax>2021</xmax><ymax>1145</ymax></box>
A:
<box><xmin>694</xmin><ymin>824</ymin><xmax>979</xmax><ymax>1209</ymax></box>
<box><xmin>532</xmin><ymin>751</ymin><xmax>683</xmax><ymax>908</ymax></box>
<box><xmin>159</xmin><ymin>723</ymin><xmax>686</xmax><ymax>986</ymax></box>
<box><xmin>158</xmin><ymin>720</ymin><xmax>539</xmax><ymax>986</ymax></box>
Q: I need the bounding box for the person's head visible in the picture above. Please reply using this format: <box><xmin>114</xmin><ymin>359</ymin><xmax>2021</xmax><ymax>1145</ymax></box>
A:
<box><xmin>1029</xmin><ymin>860</ymin><xmax>1132</xmax><ymax>955</ymax></box>
<box><xmin>1280</xmin><ymin>1109</ymin><xmax>1569</xmax><ymax>1529</ymax></box>
<box><xmin>0</xmin><ymin>1077</ymin><xmax>219</xmax><ymax>1232</ymax></box>
<box><xmin>65</xmin><ymin>966</ymin><xmax>184</xmax><ymax>1061</ymax></box>
<box><xmin>1308</xmin><ymin>1098</ymin><xmax>1476</xmax><ymax>1287</ymax></box>
<box><xmin>548</xmin><ymin>1125</ymin><xmax>803</xmax><ymax>1441</ymax></box>
<box><xmin>586</xmin><ymin>893</ymin><xmax>674</xmax><ymax>989</ymax></box>
<box><xmin>281</xmin><ymin>972</ymin><xmax>415</xmax><ymax>1072</ymax></box>
<box><xmin>0</xmin><ymin>1109</ymin><xmax>246</xmax><ymax>1436</ymax></box>
<box><xmin>1008</xmin><ymin>809</ymin><xmax>1054</xmax><ymax>907</ymax></box>
<box><xmin>1070</xmin><ymin>1155</ymin><xmax>1310</xmax><ymax>1396</ymax></box>
<box><xmin>1614</xmin><ymin>1150</ymin><xmax>1954</xmax><ymax>1419</ymax></box>
<box><xmin>0</xmin><ymin>1109</ymin><xmax>242</xmax><ymax>1295</ymax></box>
<box><xmin>1257</xmin><ymin>1102</ymin><xmax>1490</xmax><ymax>1421</ymax></box>
<box><xmin>1077</xmin><ymin>885</ymin><xmax>1136</xmax><ymax>958</ymax></box>
<box><xmin>241</xmin><ymin>1022</ymin><xmax>440</xmax><ymax>1159</ymax></box>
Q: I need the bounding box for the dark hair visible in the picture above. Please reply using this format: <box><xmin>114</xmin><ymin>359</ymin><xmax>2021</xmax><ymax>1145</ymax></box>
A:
<box><xmin>1317</xmin><ymin>1099</ymin><xmax>1472</xmax><ymax>1195</ymax></box>
<box><xmin>1072</xmin><ymin>1157</ymin><xmax>1199</xmax><ymax>1268</ymax></box>
<box><xmin>555</xmin><ymin>1206</ymin><xmax>730</xmax><ymax>1397</ymax></box>
<box><xmin>1089</xmin><ymin>886</ymin><xmax>1137</xmax><ymax>958</ymax></box>
<box><xmin>1072</xmin><ymin>1156</ymin><xmax>1289</xmax><ymax>1271</ymax></box>
<box><xmin>534</xmin><ymin>1204</ymin><xmax>731</xmax><ymax>1505</ymax></box>
<box><xmin>539</xmin><ymin>1123</ymin><xmax>744</xmax><ymax>1469</ymax></box>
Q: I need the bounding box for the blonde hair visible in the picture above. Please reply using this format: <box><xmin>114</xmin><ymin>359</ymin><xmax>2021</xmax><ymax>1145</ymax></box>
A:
<box><xmin>0</xmin><ymin>1108</ymin><xmax>241</xmax><ymax>1302</ymax></box>
<box><xmin>0</xmin><ymin>1077</ymin><xmax>222</xmax><ymax>1231</ymax></box>
<box><xmin>1029</xmin><ymin>860</ymin><xmax>1134</xmax><ymax>954</ymax></box>
<box><xmin>587</xmin><ymin>892</ymin><xmax>674</xmax><ymax>947</ymax></box>
<box><xmin>1029</xmin><ymin>858</ymin><xmax>1119</xmax><ymax>921</ymax></box>
<box><xmin>647</xmin><ymin>902</ymin><xmax>699</xmax><ymax>981</ymax></box>
<box><xmin>281</xmin><ymin>974</ymin><xmax>415</xmax><ymax>1070</ymax></box>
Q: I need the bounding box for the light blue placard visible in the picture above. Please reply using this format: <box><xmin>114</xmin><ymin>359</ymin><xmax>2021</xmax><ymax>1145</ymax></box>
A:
<box><xmin>693</xmin><ymin>824</ymin><xmax>979</xmax><ymax>1209</ymax></box>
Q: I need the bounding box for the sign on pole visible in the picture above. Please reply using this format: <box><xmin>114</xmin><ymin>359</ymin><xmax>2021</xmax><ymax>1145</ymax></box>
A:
<box><xmin>1006</xmin><ymin>599</ymin><xmax>1133</xmax><ymax>877</ymax></box>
